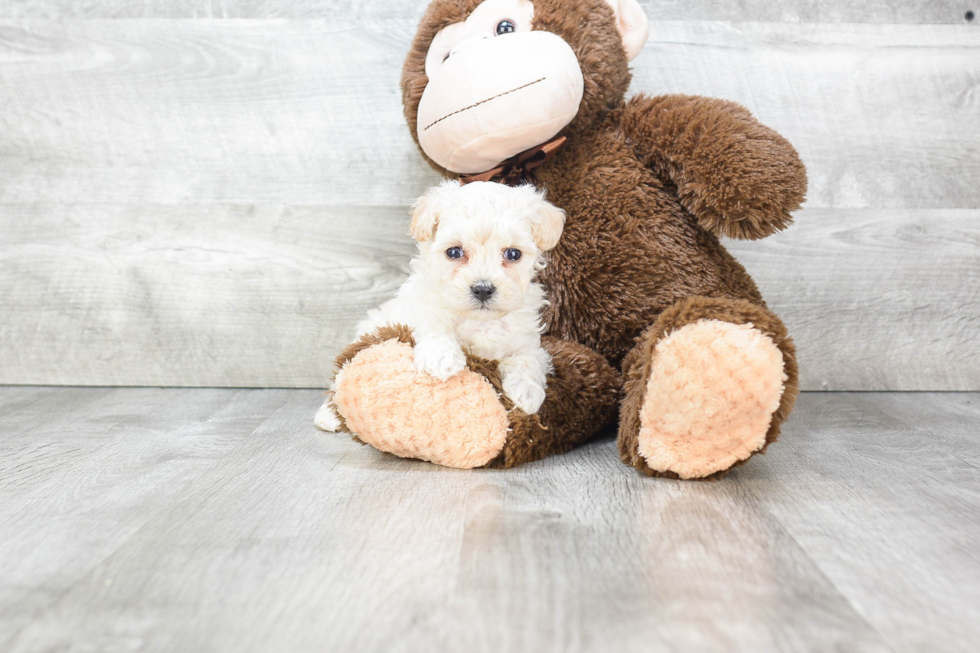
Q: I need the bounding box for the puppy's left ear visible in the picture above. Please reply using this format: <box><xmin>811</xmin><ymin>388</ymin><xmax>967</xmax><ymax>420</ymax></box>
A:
<box><xmin>530</xmin><ymin>195</ymin><xmax>566</xmax><ymax>252</ymax></box>
<box><xmin>410</xmin><ymin>180</ymin><xmax>459</xmax><ymax>242</ymax></box>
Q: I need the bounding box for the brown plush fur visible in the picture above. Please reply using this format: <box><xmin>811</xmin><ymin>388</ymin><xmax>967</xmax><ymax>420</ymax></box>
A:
<box><xmin>370</xmin><ymin>0</ymin><xmax>807</xmax><ymax>476</ymax></box>
<box><xmin>485</xmin><ymin>336</ymin><xmax>622</xmax><ymax>468</ymax></box>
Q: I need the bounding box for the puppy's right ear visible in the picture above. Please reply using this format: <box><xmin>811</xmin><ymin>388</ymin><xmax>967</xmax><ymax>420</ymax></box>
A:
<box><xmin>410</xmin><ymin>180</ymin><xmax>460</xmax><ymax>242</ymax></box>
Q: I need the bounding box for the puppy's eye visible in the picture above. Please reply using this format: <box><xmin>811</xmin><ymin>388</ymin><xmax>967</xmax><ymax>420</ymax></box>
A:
<box><xmin>495</xmin><ymin>20</ymin><xmax>516</xmax><ymax>35</ymax></box>
<box><xmin>446</xmin><ymin>246</ymin><xmax>464</xmax><ymax>260</ymax></box>
<box><xmin>504</xmin><ymin>248</ymin><xmax>522</xmax><ymax>261</ymax></box>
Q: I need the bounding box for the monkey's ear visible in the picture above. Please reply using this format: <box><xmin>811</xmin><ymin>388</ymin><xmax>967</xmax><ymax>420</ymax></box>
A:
<box><xmin>530</xmin><ymin>196</ymin><xmax>566</xmax><ymax>252</ymax></box>
<box><xmin>410</xmin><ymin>179</ymin><xmax>460</xmax><ymax>242</ymax></box>
<box><xmin>605</xmin><ymin>0</ymin><xmax>650</xmax><ymax>61</ymax></box>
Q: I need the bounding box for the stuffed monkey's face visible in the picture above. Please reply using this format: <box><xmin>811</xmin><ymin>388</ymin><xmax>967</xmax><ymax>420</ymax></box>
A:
<box><xmin>417</xmin><ymin>0</ymin><xmax>583</xmax><ymax>174</ymax></box>
<box><xmin>410</xmin><ymin>0</ymin><xmax>649</xmax><ymax>175</ymax></box>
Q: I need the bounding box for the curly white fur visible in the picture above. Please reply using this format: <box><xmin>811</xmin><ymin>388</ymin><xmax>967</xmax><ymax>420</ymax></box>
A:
<box><xmin>315</xmin><ymin>180</ymin><xmax>565</xmax><ymax>431</ymax></box>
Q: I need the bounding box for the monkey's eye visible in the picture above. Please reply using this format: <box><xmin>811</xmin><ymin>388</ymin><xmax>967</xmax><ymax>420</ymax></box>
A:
<box><xmin>504</xmin><ymin>248</ymin><xmax>522</xmax><ymax>261</ymax></box>
<box><xmin>495</xmin><ymin>20</ymin><xmax>516</xmax><ymax>35</ymax></box>
<box><xmin>446</xmin><ymin>246</ymin><xmax>464</xmax><ymax>260</ymax></box>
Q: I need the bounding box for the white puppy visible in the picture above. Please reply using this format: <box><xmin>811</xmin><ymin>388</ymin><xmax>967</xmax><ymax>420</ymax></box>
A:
<box><xmin>315</xmin><ymin>179</ymin><xmax>565</xmax><ymax>431</ymax></box>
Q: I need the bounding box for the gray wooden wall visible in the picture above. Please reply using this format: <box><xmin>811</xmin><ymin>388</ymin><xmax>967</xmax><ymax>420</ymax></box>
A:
<box><xmin>1</xmin><ymin>2</ymin><xmax>978</xmax><ymax>390</ymax></box>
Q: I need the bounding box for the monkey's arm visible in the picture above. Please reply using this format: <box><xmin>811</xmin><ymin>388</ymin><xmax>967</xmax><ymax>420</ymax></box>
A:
<box><xmin>619</xmin><ymin>94</ymin><xmax>807</xmax><ymax>240</ymax></box>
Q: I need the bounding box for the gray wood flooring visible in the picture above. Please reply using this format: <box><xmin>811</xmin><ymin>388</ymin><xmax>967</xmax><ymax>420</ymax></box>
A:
<box><xmin>1</xmin><ymin>386</ymin><xmax>978</xmax><ymax>652</ymax></box>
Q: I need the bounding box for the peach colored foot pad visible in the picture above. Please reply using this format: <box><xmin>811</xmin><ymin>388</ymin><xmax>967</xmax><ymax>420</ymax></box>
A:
<box><xmin>638</xmin><ymin>320</ymin><xmax>786</xmax><ymax>479</ymax></box>
<box><xmin>332</xmin><ymin>340</ymin><xmax>509</xmax><ymax>469</ymax></box>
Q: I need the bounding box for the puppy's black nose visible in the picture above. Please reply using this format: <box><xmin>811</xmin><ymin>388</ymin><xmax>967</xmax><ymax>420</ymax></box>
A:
<box><xmin>471</xmin><ymin>281</ymin><xmax>496</xmax><ymax>303</ymax></box>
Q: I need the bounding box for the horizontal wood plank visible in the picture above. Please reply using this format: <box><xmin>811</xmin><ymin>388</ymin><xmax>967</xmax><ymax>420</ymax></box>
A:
<box><xmin>0</xmin><ymin>20</ymin><xmax>433</xmax><ymax>207</ymax></box>
<box><xmin>2</xmin><ymin>204</ymin><xmax>977</xmax><ymax>389</ymax></box>
<box><xmin>1</xmin><ymin>19</ymin><xmax>977</xmax><ymax>388</ymax></box>
<box><xmin>0</xmin><ymin>204</ymin><xmax>415</xmax><ymax>387</ymax></box>
<box><xmin>725</xmin><ymin>208</ymin><xmax>980</xmax><ymax>391</ymax></box>
<box><xmin>1</xmin><ymin>0</ymin><xmax>976</xmax><ymax>24</ymax></box>
<box><xmin>0</xmin><ymin>20</ymin><xmax>977</xmax><ymax>209</ymax></box>
<box><xmin>636</xmin><ymin>22</ymin><xmax>980</xmax><ymax>210</ymax></box>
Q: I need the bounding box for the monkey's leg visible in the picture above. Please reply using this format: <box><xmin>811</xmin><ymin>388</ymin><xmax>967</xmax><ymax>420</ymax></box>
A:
<box><xmin>323</xmin><ymin>325</ymin><xmax>620</xmax><ymax>469</ymax></box>
<box><xmin>618</xmin><ymin>297</ymin><xmax>799</xmax><ymax>480</ymax></box>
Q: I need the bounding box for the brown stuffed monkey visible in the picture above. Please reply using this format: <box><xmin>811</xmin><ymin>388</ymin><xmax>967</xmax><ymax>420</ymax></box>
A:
<box><xmin>320</xmin><ymin>0</ymin><xmax>806</xmax><ymax>480</ymax></box>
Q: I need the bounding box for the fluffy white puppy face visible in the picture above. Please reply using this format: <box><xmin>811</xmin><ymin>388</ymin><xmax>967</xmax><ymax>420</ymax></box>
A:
<box><xmin>410</xmin><ymin>180</ymin><xmax>565</xmax><ymax>320</ymax></box>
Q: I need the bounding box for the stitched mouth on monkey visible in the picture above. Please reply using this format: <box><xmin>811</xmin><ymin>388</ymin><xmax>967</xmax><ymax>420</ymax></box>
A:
<box><xmin>423</xmin><ymin>77</ymin><xmax>548</xmax><ymax>132</ymax></box>
<box><xmin>416</xmin><ymin>27</ymin><xmax>585</xmax><ymax>175</ymax></box>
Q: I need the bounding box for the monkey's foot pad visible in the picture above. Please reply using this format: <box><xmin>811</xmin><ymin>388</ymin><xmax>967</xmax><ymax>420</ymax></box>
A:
<box><xmin>333</xmin><ymin>339</ymin><xmax>509</xmax><ymax>468</ymax></box>
<box><xmin>636</xmin><ymin>320</ymin><xmax>786</xmax><ymax>479</ymax></box>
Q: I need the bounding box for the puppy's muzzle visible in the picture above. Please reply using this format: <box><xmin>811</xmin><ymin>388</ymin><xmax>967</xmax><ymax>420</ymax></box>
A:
<box><xmin>470</xmin><ymin>281</ymin><xmax>496</xmax><ymax>304</ymax></box>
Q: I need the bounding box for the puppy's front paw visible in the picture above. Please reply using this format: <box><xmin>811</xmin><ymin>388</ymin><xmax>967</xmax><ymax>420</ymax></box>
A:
<box><xmin>501</xmin><ymin>369</ymin><xmax>547</xmax><ymax>415</ymax></box>
<box><xmin>314</xmin><ymin>398</ymin><xmax>343</xmax><ymax>432</ymax></box>
<box><xmin>413</xmin><ymin>338</ymin><xmax>467</xmax><ymax>380</ymax></box>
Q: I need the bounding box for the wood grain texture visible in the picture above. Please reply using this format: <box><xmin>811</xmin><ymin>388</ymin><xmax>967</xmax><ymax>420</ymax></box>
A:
<box><xmin>0</xmin><ymin>387</ymin><xmax>293</xmax><ymax>647</ymax></box>
<box><xmin>2</xmin><ymin>387</ymin><xmax>978</xmax><ymax>651</ymax></box>
<box><xmin>1</xmin><ymin>19</ymin><xmax>978</xmax><ymax>388</ymax></box>
<box><xmin>1</xmin><ymin>0</ymin><xmax>976</xmax><ymax>24</ymax></box>
<box><xmin>0</xmin><ymin>19</ymin><xmax>430</xmax><ymax>207</ymax></box>
<box><xmin>0</xmin><ymin>20</ymin><xmax>977</xmax><ymax>209</ymax></box>
<box><xmin>736</xmin><ymin>392</ymin><xmax>980</xmax><ymax>653</ymax></box>
<box><xmin>636</xmin><ymin>22</ymin><xmax>980</xmax><ymax>210</ymax></box>
<box><xmin>0</xmin><ymin>203</ymin><xmax>414</xmax><ymax>387</ymax></box>
<box><xmin>3</xmin><ymin>205</ymin><xmax>976</xmax><ymax>389</ymax></box>
<box><xmin>726</xmin><ymin>208</ymin><xmax>980</xmax><ymax>391</ymax></box>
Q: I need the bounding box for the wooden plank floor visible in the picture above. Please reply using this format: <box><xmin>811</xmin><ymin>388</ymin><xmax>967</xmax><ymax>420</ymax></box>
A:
<box><xmin>1</xmin><ymin>388</ymin><xmax>977</xmax><ymax>652</ymax></box>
